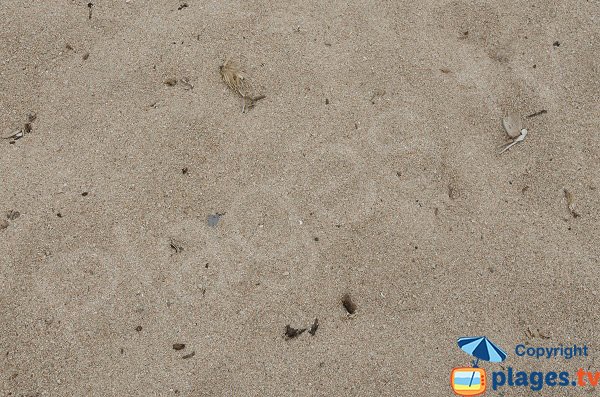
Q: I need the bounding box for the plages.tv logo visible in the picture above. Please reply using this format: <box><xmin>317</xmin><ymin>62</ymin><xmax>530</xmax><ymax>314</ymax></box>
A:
<box><xmin>452</xmin><ymin>336</ymin><xmax>598</xmax><ymax>393</ymax></box>
<box><xmin>450</xmin><ymin>336</ymin><xmax>507</xmax><ymax>396</ymax></box>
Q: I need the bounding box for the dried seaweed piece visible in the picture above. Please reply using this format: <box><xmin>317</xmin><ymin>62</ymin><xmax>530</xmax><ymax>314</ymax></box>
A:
<box><xmin>219</xmin><ymin>59</ymin><xmax>246</xmax><ymax>97</ymax></box>
<box><xmin>284</xmin><ymin>325</ymin><xmax>306</xmax><ymax>339</ymax></box>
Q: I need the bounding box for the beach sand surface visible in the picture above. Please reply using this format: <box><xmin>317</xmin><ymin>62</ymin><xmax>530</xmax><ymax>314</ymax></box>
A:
<box><xmin>1</xmin><ymin>1</ymin><xmax>599</xmax><ymax>395</ymax></box>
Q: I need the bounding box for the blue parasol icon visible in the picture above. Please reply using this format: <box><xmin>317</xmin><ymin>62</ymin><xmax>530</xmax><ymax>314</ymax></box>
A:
<box><xmin>458</xmin><ymin>336</ymin><xmax>507</xmax><ymax>386</ymax></box>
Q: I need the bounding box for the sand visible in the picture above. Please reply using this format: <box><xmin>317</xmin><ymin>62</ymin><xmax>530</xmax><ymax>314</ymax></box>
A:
<box><xmin>1</xmin><ymin>1</ymin><xmax>599</xmax><ymax>396</ymax></box>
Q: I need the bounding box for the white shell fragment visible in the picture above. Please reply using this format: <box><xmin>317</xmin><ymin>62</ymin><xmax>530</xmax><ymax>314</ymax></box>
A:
<box><xmin>499</xmin><ymin>128</ymin><xmax>528</xmax><ymax>154</ymax></box>
<box><xmin>502</xmin><ymin>113</ymin><xmax>523</xmax><ymax>139</ymax></box>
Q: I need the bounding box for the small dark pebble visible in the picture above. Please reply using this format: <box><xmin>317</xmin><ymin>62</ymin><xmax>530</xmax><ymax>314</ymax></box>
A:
<box><xmin>135</xmin><ymin>326</ymin><xmax>142</xmax><ymax>332</ymax></box>
<box><xmin>178</xmin><ymin>3</ymin><xmax>188</xmax><ymax>10</ymax></box>
<box><xmin>164</xmin><ymin>78</ymin><xmax>177</xmax><ymax>86</ymax></box>
<box><xmin>325</xmin><ymin>98</ymin><xmax>329</xmax><ymax>105</ymax></box>
<box><xmin>182</xmin><ymin>167</ymin><xmax>188</xmax><ymax>174</ymax></box>
<box><xmin>81</xmin><ymin>192</ymin><xmax>88</xmax><ymax>196</ymax></box>
<box><xmin>57</xmin><ymin>212</ymin><xmax>63</xmax><ymax>218</ymax></box>
<box><xmin>182</xmin><ymin>351</ymin><xmax>195</xmax><ymax>359</ymax></box>
<box><xmin>553</xmin><ymin>41</ymin><xmax>560</xmax><ymax>47</ymax></box>
<box><xmin>342</xmin><ymin>293</ymin><xmax>357</xmax><ymax>315</ymax></box>
<box><xmin>120</xmin><ymin>348</ymin><xmax>124</xmax><ymax>354</ymax></box>
<box><xmin>308</xmin><ymin>318</ymin><xmax>319</xmax><ymax>336</ymax></box>
<box><xmin>173</xmin><ymin>343</ymin><xmax>185</xmax><ymax>351</ymax></box>
<box><xmin>313</xmin><ymin>237</ymin><xmax>319</xmax><ymax>241</ymax></box>
<box><xmin>82</xmin><ymin>52</ymin><xmax>90</xmax><ymax>60</ymax></box>
<box><xmin>285</xmin><ymin>325</ymin><xmax>306</xmax><ymax>339</ymax></box>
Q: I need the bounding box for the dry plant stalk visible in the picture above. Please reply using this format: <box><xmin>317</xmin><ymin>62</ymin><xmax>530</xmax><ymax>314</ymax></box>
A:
<box><xmin>219</xmin><ymin>59</ymin><xmax>266</xmax><ymax>112</ymax></box>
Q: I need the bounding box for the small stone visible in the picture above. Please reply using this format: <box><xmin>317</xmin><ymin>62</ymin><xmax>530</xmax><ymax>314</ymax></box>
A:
<box><xmin>173</xmin><ymin>343</ymin><xmax>185</xmax><ymax>350</ymax></box>
<box><xmin>0</xmin><ymin>219</ymin><xmax>8</xmax><ymax>230</ymax></box>
<box><xmin>135</xmin><ymin>326</ymin><xmax>142</xmax><ymax>332</ymax></box>
<box><xmin>164</xmin><ymin>78</ymin><xmax>177</xmax><ymax>86</ymax></box>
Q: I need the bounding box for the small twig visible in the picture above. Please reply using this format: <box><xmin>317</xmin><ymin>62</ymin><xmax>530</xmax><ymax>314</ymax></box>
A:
<box><xmin>499</xmin><ymin>129</ymin><xmax>527</xmax><ymax>154</ymax></box>
<box><xmin>182</xmin><ymin>351</ymin><xmax>195</xmax><ymax>359</ymax></box>
<box><xmin>526</xmin><ymin>109</ymin><xmax>547</xmax><ymax>118</ymax></box>
<box><xmin>308</xmin><ymin>318</ymin><xmax>319</xmax><ymax>336</ymax></box>
<box><xmin>242</xmin><ymin>95</ymin><xmax>266</xmax><ymax>113</ymax></box>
